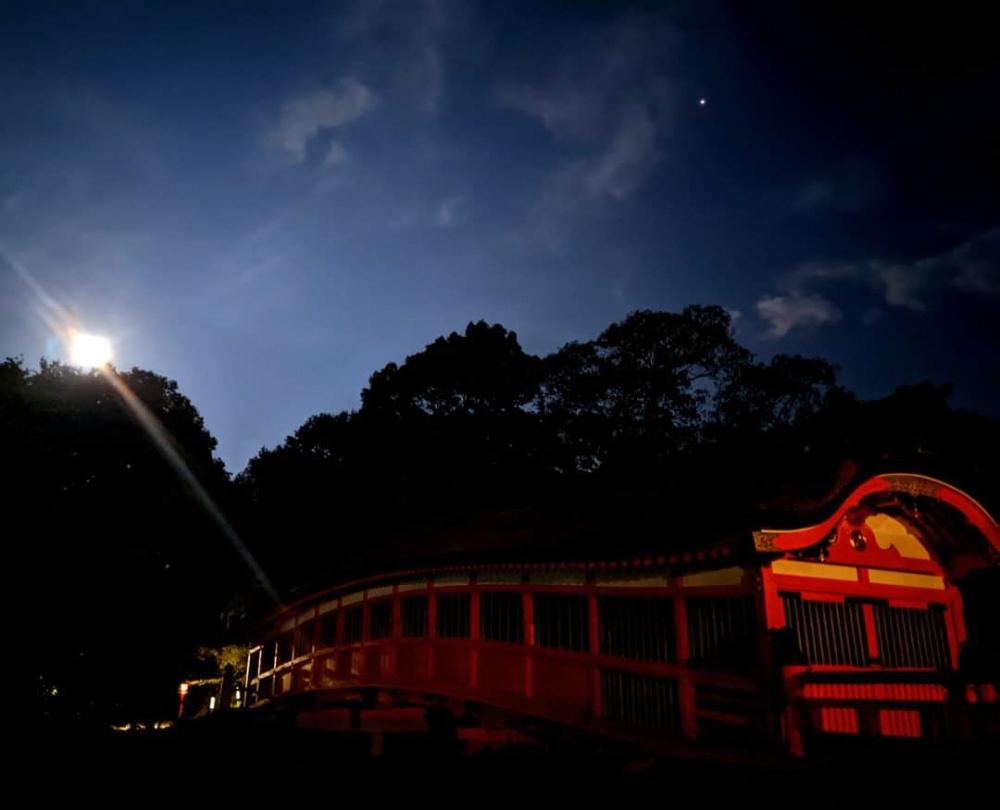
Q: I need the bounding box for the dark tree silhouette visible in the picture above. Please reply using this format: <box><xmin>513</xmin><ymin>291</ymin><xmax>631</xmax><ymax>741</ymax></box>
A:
<box><xmin>10</xmin><ymin>305</ymin><xmax>996</xmax><ymax>732</ymax></box>
<box><xmin>236</xmin><ymin>322</ymin><xmax>548</xmax><ymax>590</ymax></box>
<box><xmin>236</xmin><ymin>306</ymin><xmax>1000</xmax><ymax>603</ymax></box>
<box><xmin>362</xmin><ymin>321</ymin><xmax>541</xmax><ymax>418</ymax></box>
<box><xmin>539</xmin><ymin>306</ymin><xmax>752</xmax><ymax>475</ymax></box>
<box><xmin>1</xmin><ymin>358</ymin><xmax>246</xmax><ymax>730</ymax></box>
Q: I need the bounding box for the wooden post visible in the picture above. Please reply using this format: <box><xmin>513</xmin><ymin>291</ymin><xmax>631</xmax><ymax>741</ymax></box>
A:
<box><xmin>392</xmin><ymin>589</ymin><xmax>402</xmax><ymax>639</ymax></box>
<box><xmin>428</xmin><ymin>590</ymin><xmax>437</xmax><ymax>681</ymax></box>
<box><xmin>470</xmin><ymin>590</ymin><xmax>480</xmax><ymax>690</ymax></box>
<box><xmin>523</xmin><ymin>591</ymin><xmax>535</xmax><ymax>699</ymax></box>
<box><xmin>588</xmin><ymin>594</ymin><xmax>601</xmax><ymax>719</ymax></box>
<box><xmin>673</xmin><ymin>592</ymin><xmax>697</xmax><ymax>740</ymax></box>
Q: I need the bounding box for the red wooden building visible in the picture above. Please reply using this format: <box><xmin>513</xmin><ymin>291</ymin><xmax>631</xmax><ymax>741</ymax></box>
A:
<box><xmin>243</xmin><ymin>473</ymin><xmax>1000</xmax><ymax>757</ymax></box>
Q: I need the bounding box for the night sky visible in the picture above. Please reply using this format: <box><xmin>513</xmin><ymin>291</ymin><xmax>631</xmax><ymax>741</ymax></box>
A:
<box><xmin>2</xmin><ymin>1</ymin><xmax>998</xmax><ymax>471</ymax></box>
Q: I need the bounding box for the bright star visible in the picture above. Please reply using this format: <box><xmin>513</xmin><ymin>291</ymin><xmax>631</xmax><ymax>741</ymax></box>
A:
<box><xmin>699</xmin><ymin>97</ymin><xmax>707</xmax><ymax>106</ymax></box>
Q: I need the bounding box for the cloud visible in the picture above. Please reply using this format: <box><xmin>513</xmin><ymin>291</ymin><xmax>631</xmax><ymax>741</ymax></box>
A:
<box><xmin>498</xmin><ymin>82</ymin><xmax>605</xmax><ymax>145</ymax></box>
<box><xmin>790</xmin><ymin>162</ymin><xmax>881</xmax><ymax>214</ymax></box>
<box><xmin>405</xmin><ymin>0</ymin><xmax>448</xmax><ymax>113</ymax></box>
<box><xmin>754</xmin><ymin>228</ymin><xmax>1000</xmax><ymax>337</ymax></box>
<box><xmin>497</xmin><ymin>19</ymin><xmax>674</xmax><ymax>210</ymax></box>
<box><xmin>788</xmin><ymin>228</ymin><xmax>1000</xmax><ymax>312</ymax></box>
<box><xmin>434</xmin><ymin>194</ymin><xmax>465</xmax><ymax>228</ymax></box>
<box><xmin>268</xmin><ymin>79</ymin><xmax>376</xmax><ymax>161</ymax></box>
<box><xmin>341</xmin><ymin>0</ymin><xmax>450</xmax><ymax>113</ymax></box>
<box><xmin>756</xmin><ymin>293</ymin><xmax>842</xmax><ymax>338</ymax></box>
<box><xmin>323</xmin><ymin>141</ymin><xmax>348</xmax><ymax>169</ymax></box>
<box><xmin>868</xmin><ymin>228</ymin><xmax>1000</xmax><ymax>310</ymax></box>
<box><xmin>583</xmin><ymin>104</ymin><xmax>659</xmax><ymax>200</ymax></box>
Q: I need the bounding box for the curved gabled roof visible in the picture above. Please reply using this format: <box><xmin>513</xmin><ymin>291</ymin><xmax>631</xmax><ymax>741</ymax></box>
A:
<box><xmin>754</xmin><ymin>473</ymin><xmax>1000</xmax><ymax>579</ymax></box>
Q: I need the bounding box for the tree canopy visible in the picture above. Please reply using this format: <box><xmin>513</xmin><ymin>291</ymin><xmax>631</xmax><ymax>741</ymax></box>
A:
<box><xmin>1</xmin><ymin>359</ymin><xmax>246</xmax><ymax>730</ymax></box>
<box><xmin>235</xmin><ymin>306</ymin><xmax>1000</xmax><ymax>594</ymax></box>
<box><xmin>6</xmin><ymin>304</ymin><xmax>1000</xmax><ymax>729</ymax></box>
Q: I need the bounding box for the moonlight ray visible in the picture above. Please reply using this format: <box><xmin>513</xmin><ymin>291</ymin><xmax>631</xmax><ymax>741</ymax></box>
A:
<box><xmin>5</xmin><ymin>252</ymin><xmax>282</xmax><ymax>607</ymax></box>
<box><xmin>100</xmin><ymin>369</ymin><xmax>282</xmax><ymax>606</ymax></box>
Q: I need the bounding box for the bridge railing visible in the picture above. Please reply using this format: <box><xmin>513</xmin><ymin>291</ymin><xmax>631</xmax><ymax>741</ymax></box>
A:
<box><xmin>245</xmin><ymin>568</ymin><xmax>769</xmax><ymax>746</ymax></box>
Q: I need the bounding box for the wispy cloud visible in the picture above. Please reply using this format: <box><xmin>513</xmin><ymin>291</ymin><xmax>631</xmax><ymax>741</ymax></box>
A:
<box><xmin>756</xmin><ymin>293</ymin><xmax>842</xmax><ymax>338</ymax></box>
<box><xmin>583</xmin><ymin>103</ymin><xmax>659</xmax><ymax>200</ymax></box>
<box><xmin>755</xmin><ymin>227</ymin><xmax>1000</xmax><ymax>336</ymax></box>
<box><xmin>497</xmin><ymin>18</ymin><xmax>675</xmax><ymax>245</ymax></box>
<box><xmin>434</xmin><ymin>194</ymin><xmax>466</xmax><ymax>228</ymax></box>
<box><xmin>341</xmin><ymin>0</ymin><xmax>451</xmax><ymax>113</ymax></box>
<box><xmin>867</xmin><ymin>228</ymin><xmax>1000</xmax><ymax>310</ymax></box>
<box><xmin>323</xmin><ymin>141</ymin><xmax>348</xmax><ymax>169</ymax></box>
<box><xmin>789</xmin><ymin>162</ymin><xmax>881</xmax><ymax>214</ymax></box>
<box><xmin>788</xmin><ymin>228</ymin><xmax>1000</xmax><ymax>312</ymax></box>
<box><xmin>498</xmin><ymin>80</ymin><xmax>606</xmax><ymax>144</ymax></box>
<box><xmin>268</xmin><ymin>78</ymin><xmax>376</xmax><ymax>161</ymax></box>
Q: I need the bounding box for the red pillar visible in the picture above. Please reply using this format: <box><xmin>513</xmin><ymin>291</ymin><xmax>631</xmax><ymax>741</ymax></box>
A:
<box><xmin>392</xmin><ymin>591</ymin><xmax>402</xmax><ymax>639</ymax></box>
<box><xmin>523</xmin><ymin>591</ymin><xmax>535</xmax><ymax>699</ymax></box>
<box><xmin>673</xmin><ymin>593</ymin><xmax>697</xmax><ymax>740</ymax></box>
<box><xmin>862</xmin><ymin>603</ymin><xmax>880</xmax><ymax>661</ymax></box>
<box><xmin>588</xmin><ymin>594</ymin><xmax>601</xmax><ymax>719</ymax></box>
<box><xmin>427</xmin><ymin>591</ymin><xmax>437</xmax><ymax>681</ymax></box>
<box><xmin>470</xmin><ymin>591</ymin><xmax>481</xmax><ymax>690</ymax></box>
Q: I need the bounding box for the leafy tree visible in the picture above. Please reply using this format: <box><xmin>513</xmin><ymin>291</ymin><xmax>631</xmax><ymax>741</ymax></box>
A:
<box><xmin>236</xmin><ymin>306</ymin><xmax>1000</xmax><ymax>603</ymax></box>
<box><xmin>2</xmin><ymin>359</ymin><xmax>245</xmax><ymax>730</ymax></box>
<box><xmin>10</xmin><ymin>304</ymin><xmax>1000</xmax><ymax>731</ymax></box>
<box><xmin>715</xmin><ymin>354</ymin><xmax>840</xmax><ymax>433</ymax></box>
<box><xmin>362</xmin><ymin>320</ymin><xmax>541</xmax><ymax>418</ymax></box>
<box><xmin>540</xmin><ymin>306</ymin><xmax>752</xmax><ymax>475</ymax></box>
<box><xmin>236</xmin><ymin>322</ymin><xmax>548</xmax><ymax>591</ymax></box>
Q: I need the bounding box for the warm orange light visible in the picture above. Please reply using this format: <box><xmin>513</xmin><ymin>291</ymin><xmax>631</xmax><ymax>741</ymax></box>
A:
<box><xmin>178</xmin><ymin>682</ymin><xmax>189</xmax><ymax>697</ymax></box>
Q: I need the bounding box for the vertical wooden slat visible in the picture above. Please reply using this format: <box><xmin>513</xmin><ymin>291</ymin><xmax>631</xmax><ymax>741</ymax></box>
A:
<box><xmin>523</xmin><ymin>592</ymin><xmax>534</xmax><ymax>699</ymax></box>
<box><xmin>588</xmin><ymin>594</ymin><xmax>600</xmax><ymax>718</ymax></box>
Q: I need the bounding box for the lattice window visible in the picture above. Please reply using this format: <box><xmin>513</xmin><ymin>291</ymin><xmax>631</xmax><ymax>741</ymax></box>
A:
<box><xmin>873</xmin><ymin>603</ymin><xmax>950</xmax><ymax>669</ymax></box>
<box><xmin>480</xmin><ymin>592</ymin><xmax>523</xmax><ymax>643</ymax></box>
<box><xmin>687</xmin><ymin>596</ymin><xmax>758</xmax><ymax>669</ymax></box>
<box><xmin>601</xmin><ymin>670</ymin><xmax>678</xmax><ymax>731</ymax></box>
<box><xmin>319</xmin><ymin>612</ymin><xmax>337</xmax><ymax>647</ymax></box>
<box><xmin>781</xmin><ymin>595</ymin><xmax>869</xmax><ymax>666</ymax></box>
<box><xmin>369</xmin><ymin>600</ymin><xmax>393</xmax><ymax>640</ymax></box>
<box><xmin>599</xmin><ymin>596</ymin><xmax>674</xmax><ymax>662</ymax></box>
<box><xmin>436</xmin><ymin>593</ymin><xmax>471</xmax><ymax>638</ymax></box>
<box><xmin>402</xmin><ymin>595</ymin><xmax>428</xmax><ymax>637</ymax></box>
<box><xmin>294</xmin><ymin>620</ymin><xmax>315</xmax><ymax>658</ymax></box>
<box><xmin>343</xmin><ymin>606</ymin><xmax>363</xmax><ymax>644</ymax></box>
<box><xmin>534</xmin><ymin>593</ymin><xmax>589</xmax><ymax>652</ymax></box>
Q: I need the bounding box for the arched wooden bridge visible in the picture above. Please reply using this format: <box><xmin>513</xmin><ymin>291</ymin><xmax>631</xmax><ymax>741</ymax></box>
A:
<box><xmin>243</xmin><ymin>473</ymin><xmax>1000</xmax><ymax>757</ymax></box>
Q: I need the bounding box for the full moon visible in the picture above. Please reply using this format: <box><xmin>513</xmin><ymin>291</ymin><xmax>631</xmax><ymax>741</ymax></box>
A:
<box><xmin>69</xmin><ymin>330</ymin><xmax>113</xmax><ymax>369</ymax></box>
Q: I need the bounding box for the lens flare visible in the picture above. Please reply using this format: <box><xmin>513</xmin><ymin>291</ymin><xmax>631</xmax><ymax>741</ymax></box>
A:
<box><xmin>7</xmin><ymin>256</ymin><xmax>281</xmax><ymax>607</ymax></box>
<box><xmin>69</xmin><ymin>330</ymin><xmax>113</xmax><ymax>369</ymax></box>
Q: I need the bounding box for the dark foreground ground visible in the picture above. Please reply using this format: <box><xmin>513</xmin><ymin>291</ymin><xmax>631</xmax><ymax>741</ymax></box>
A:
<box><xmin>14</xmin><ymin>714</ymin><xmax>1000</xmax><ymax>808</ymax></box>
